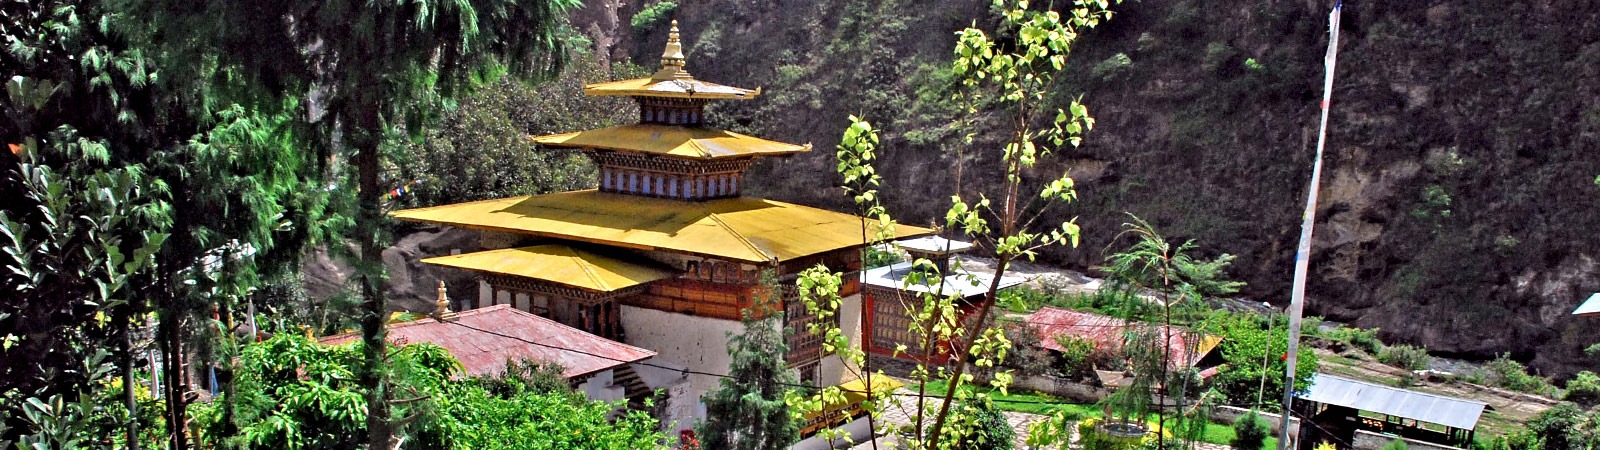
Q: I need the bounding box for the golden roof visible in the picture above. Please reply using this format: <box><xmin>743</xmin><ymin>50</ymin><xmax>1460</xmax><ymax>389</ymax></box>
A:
<box><xmin>582</xmin><ymin>20</ymin><xmax>759</xmax><ymax>100</ymax></box>
<box><xmin>391</xmin><ymin>190</ymin><xmax>933</xmax><ymax>263</ymax></box>
<box><xmin>421</xmin><ymin>245</ymin><xmax>675</xmax><ymax>293</ymax></box>
<box><xmin>531</xmin><ymin>123</ymin><xmax>808</xmax><ymax>158</ymax></box>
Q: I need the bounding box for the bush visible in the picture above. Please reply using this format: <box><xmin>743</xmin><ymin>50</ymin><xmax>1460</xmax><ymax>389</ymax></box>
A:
<box><xmin>958</xmin><ymin>402</ymin><xmax>1015</xmax><ymax>450</ymax></box>
<box><xmin>1486</xmin><ymin>353</ymin><xmax>1555</xmax><ymax>395</ymax></box>
<box><xmin>1382</xmin><ymin>439</ymin><xmax>1409</xmax><ymax>450</ymax></box>
<box><xmin>1054</xmin><ymin>334</ymin><xmax>1099</xmax><ymax>380</ymax></box>
<box><xmin>1328</xmin><ymin>326</ymin><xmax>1383</xmax><ymax>355</ymax></box>
<box><xmin>864</xmin><ymin>244</ymin><xmax>903</xmax><ymax>268</ymax></box>
<box><xmin>630</xmin><ymin>1</ymin><xmax>678</xmax><ymax>30</ymax></box>
<box><xmin>1231</xmin><ymin>410</ymin><xmax>1271</xmax><ymax>450</ymax></box>
<box><xmin>1001</xmin><ymin>319</ymin><xmax>1054</xmax><ymax>377</ymax></box>
<box><xmin>1378</xmin><ymin>344</ymin><xmax>1432</xmax><ymax>371</ymax></box>
<box><xmin>1563</xmin><ymin>371</ymin><xmax>1600</xmax><ymax>405</ymax></box>
<box><xmin>1516</xmin><ymin>403</ymin><xmax>1600</xmax><ymax>450</ymax></box>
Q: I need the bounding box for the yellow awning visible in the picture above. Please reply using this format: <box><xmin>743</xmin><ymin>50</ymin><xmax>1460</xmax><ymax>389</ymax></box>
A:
<box><xmin>836</xmin><ymin>376</ymin><xmax>904</xmax><ymax>407</ymax></box>
<box><xmin>531</xmin><ymin>124</ymin><xmax>809</xmax><ymax>159</ymax></box>
<box><xmin>583</xmin><ymin>76</ymin><xmax>759</xmax><ymax>100</ymax></box>
<box><xmin>391</xmin><ymin>190</ymin><xmax>932</xmax><ymax>263</ymax></box>
<box><xmin>421</xmin><ymin>245</ymin><xmax>674</xmax><ymax>293</ymax></box>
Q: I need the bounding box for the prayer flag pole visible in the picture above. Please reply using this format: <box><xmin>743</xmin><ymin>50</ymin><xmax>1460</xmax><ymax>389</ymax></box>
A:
<box><xmin>1278</xmin><ymin>2</ymin><xmax>1341</xmax><ymax>448</ymax></box>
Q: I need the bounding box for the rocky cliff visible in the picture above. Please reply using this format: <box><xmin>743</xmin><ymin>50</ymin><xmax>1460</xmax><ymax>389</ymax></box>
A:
<box><xmin>572</xmin><ymin>0</ymin><xmax>1600</xmax><ymax>378</ymax></box>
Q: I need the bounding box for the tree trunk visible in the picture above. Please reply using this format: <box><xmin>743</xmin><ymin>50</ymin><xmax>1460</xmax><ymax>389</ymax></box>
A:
<box><xmin>159</xmin><ymin>304</ymin><xmax>186</xmax><ymax>450</ymax></box>
<box><xmin>121</xmin><ymin>311</ymin><xmax>141</xmax><ymax>450</ymax></box>
<box><xmin>352</xmin><ymin>107</ymin><xmax>392</xmax><ymax>450</ymax></box>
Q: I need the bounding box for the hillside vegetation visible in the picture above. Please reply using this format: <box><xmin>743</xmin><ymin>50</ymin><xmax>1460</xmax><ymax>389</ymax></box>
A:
<box><xmin>586</xmin><ymin>0</ymin><xmax>1600</xmax><ymax>378</ymax></box>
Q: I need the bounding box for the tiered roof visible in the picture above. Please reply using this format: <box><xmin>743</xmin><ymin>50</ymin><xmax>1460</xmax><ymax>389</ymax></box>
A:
<box><xmin>392</xmin><ymin>190</ymin><xmax>923</xmax><ymax>263</ymax></box>
<box><xmin>532</xmin><ymin>124</ymin><xmax>806</xmax><ymax>159</ymax></box>
<box><xmin>421</xmin><ymin>245</ymin><xmax>674</xmax><ymax>293</ymax></box>
<box><xmin>393</xmin><ymin>20</ymin><xmax>930</xmax><ymax>289</ymax></box>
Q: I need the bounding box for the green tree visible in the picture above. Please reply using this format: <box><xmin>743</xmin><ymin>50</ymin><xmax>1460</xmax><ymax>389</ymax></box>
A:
<box><xmin>698</xmin><ymin>272</ymin><xmax>800</xmax><ymax>450</ymax></box>
<box><xmin>788</xmin><ymin>1</ymin><xmax>1118</xmax><ymax>449</ymax></box>
<box><xmin>0</xmin><ymin>134</ymin><xmax>169</xmax><ymax>447</ymax></box>
<box><xmin>114</xmin><ymin>0</ymin><xmax>581</xmax><ymax>445</ymax></box>
<box><xmin>1097</xmin><ymin>216</ymin><xmax>1236</xmax><ymax>447</ymax></box>
<box><xmin>1205</xmin><ymin>312</ymin><xmax>1318</xmax><ymax>411</ymax></box>
<box><xmin>4</xmin><ymin>3</ymin><xmax>339</xmax><ymax>446</ymax></box>
<box><xmin>392</xmin><ymin>56</ymin><xmax>644</xmax><ymax>207</ymax></box>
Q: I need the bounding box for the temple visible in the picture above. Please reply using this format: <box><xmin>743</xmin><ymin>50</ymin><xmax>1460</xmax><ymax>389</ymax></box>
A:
<box><xmin>391</xmin><ymin>21</ymin><xmax>930</xmax><ymax>430</ymax></box>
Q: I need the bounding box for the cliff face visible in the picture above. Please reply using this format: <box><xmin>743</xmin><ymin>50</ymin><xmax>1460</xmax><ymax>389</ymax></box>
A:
<box><xmin>589</xmin><ymin>0</ymin><xmax>1600</xmax><ymax>377</ymax></box>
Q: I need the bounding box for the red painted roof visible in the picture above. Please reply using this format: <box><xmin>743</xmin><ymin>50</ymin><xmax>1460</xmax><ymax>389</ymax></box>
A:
<box><xmin>1023</xmin><ymin>307</ymin><xmax>1221</xmax><ymax>369</ymax></box>
<box><xmin>320</xmin><ymin>305</ymin><xmax>655</xmax><ymax>378</ymax></box>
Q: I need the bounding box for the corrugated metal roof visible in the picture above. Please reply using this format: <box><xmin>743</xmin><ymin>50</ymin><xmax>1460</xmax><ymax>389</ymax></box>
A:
<box><xmin>861</xmin><ymin>261</ymin><xmax>1025</xmax><ymax>298</ymax></box>
<box><xmin>1574</xmin><ymin>293</ymin><xmax>1600</xmax><ymax>317</ymax></box>
<box><xmin>1298</xmin><ymin>373</ymin><xmax>1489</xmax><ymax>430</ymax></box>
<box><xmin>320</xmin><ymin>305</ymin><xmax>655</xmax><ymax>379</ymax></box>
<box><xmin>1023</xmin><ymin>307</ymin><xmax>1223</xmax><ymax>369</ymax></box>
<box><xmin>391</xmin><ymin>190</ymin><xmax>932</xmax><ymax>263</ymax></box>
<box><xmin>421</xmin><ymin>245</ymin><xmax>674</xmax><ymax>293</ymax></box>
<box><xmin>531</xmin><ymin>124</ymin><xmax>808</xmax><ymax>159</ymax></box>
<box><xmin>583</xmin><ymin>76</ymin><xmax>758</xmax><ymax>100</ymax></box>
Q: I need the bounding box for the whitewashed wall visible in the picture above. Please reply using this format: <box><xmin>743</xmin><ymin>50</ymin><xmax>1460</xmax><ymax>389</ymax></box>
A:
<box><xmin>820</xmin><ymin>293</ymin><xmax>864</xmax><ymax>385</ymax></box>
<box><xmin>621</xmin><ymin>305</ymin><xmax>746</xmax><ymax>432</ymax></box>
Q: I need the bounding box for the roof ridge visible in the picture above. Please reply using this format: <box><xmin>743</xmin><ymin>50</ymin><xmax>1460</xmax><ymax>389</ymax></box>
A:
<box><xmin>569</xmin><ymin>247</ymin><xmax>612</xmax><ymax>291</ymax></box>
<box><xmin>391</xmin><ymin>195</ymin><xmax>526</xmax><ymax>215</ymax></box>
<box><xmin>706</xmin><ymin>211</ymin><xmax>774</xmax><ymax>262</ymax></box>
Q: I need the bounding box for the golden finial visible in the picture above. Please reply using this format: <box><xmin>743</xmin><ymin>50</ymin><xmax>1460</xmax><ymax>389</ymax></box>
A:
<box><xmin>652</xmin><ymin>19</ymin><xmax>693</xmax><ymax>81</ymax></box>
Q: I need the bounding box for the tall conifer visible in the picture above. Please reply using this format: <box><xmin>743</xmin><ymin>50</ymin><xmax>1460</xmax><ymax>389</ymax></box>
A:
<box><xmin>698</xmin><ymin>271</ymin><xmax>800</xmax><ymax>450</ymax></box>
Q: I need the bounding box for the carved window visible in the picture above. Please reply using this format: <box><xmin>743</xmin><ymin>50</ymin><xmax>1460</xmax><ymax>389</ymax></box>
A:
<box><xmin>871</xmin><ymin>292</ymin><xmax>921</xmax><ymax>356</ymax></box>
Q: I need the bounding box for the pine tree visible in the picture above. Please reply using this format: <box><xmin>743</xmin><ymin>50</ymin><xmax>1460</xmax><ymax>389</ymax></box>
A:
<box><xmin>697</xmin><ymin>271</ymin><xmax>800</xmax><ymax>450</ymax></box>
<box><xmin>113</xmin><ymin>0</ymin><xmax>579</xmax><ymax>445</ymax></box>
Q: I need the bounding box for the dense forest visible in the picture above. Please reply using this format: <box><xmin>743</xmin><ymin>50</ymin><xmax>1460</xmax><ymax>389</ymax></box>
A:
<box><xmin>568</xmin><ymin>0</ymin><xmax>1600</xmax><ymax>379</ymax></box>
<box><xmin>6</xmin><ymin>0</ymin><xmax>1600</xmax><ymax>447</ymax></box>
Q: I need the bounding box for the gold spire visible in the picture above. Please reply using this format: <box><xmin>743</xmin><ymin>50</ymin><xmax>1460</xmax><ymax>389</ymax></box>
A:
<box><xmin>652</xmin><ymin>20</ymin><xmax>693</xmax><ymax>81</ymax></box>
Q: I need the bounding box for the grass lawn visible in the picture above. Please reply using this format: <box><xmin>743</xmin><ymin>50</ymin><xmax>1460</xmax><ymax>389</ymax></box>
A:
<box><xmin>916</xmin><ymin>380</ymin><xmax>1279</xmax><ymax>448</ymax></box>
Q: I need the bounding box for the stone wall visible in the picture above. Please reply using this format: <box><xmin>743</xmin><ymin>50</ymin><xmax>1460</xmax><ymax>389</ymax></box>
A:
<box><xmin>1352</xmin><ymin>430</ymin><xmax>1464</xmax><ymax>450</ymax></box>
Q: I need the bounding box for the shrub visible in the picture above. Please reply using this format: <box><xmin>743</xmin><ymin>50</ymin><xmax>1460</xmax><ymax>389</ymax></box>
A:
<box><xmin>1329</xmin><ymin>326</ymin><xmax>1383</xmax><ymax>355</ymax></box>
<box><xmin>1230</xmin><ymin>410</ymin><xmax>1270</xmax><ymax>450</ymax></box>
<box><xmin>1382</xmin><ymin>439</ymin><xmax>1409</xmax><ymax>450</ymax></box>
<box><xmin>1001</xmin><ymin>319</ymin><xmax>1054</xmax><ymax>377</ymax></box>
<box><xmin>1378</xmin><ymin>344</ymin><xmax>1431</xmax><ymax>371</ymax></box>
<box><xmin>958</xmin><ymin>402</ymin><xmax>1015</xmax><ymax>450</ymax></box>
<box><xmin>1563</xmin><ymin>371</ymin><xmax>1600</xmax><ymax>405</ymax></box>
<box><xmin>1092</xmin><ymin>53</ymin><xmax>1133</xmax><ymax>81</ymax></box>
<box><xmin>864</xmin><ymin>244</ymin><xmax>903</xmax><ymax>268</ymax></box>
<box><xmin>630</xmin><ymin>1</ymin><xmax>678</xmax><ymax>30</ymax></box>
<box><xmin>1486</xmin><ymin>353</ymin><xmax>1555</xmax><ymax>395</ymax></box>
<box><xmin>1054</xmin><ymin>334</ymin><xmax>1099</xmax><ymax>380</ymax></box>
